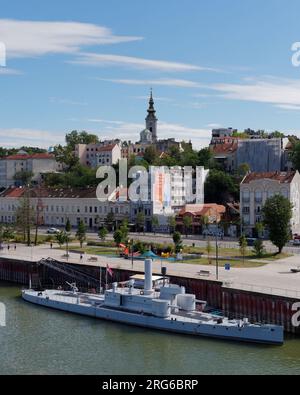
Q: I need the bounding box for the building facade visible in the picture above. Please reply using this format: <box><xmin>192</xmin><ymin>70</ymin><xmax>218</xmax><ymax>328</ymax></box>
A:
<box><xmin>75</xmin><ymin>142</ymin><xmax>122</xmax><ymax>168</ymax></box>
<box><xmin>240</xmin><ymin>171</ymin><xmax>300</xmax><ymax>236</ymax></box>
<box><xmin>0</xmin><ymin>187</ymin><xmax>130</xmax><ymax>230</ymax></box>
<box><xmin>0</xmin><ymin>152</ymin><xmax>60</xmax><ymax>188</ymax></box>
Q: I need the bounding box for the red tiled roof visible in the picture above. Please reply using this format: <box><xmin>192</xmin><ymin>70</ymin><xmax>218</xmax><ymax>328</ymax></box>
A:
<box><xmin>242</xmin><ymin>171</ymin><xmax>296</xmax><ymax>184</ymax></box>
<box><xmin>179</xmin><ymin>204</ymin><xmax>226</xmax><ymax>216</ymax></box>
<box><xmin>96</xmin><ymin>144</ymin><xmax>117</xmax><ymax>153</ymax></box>
<box><xmin>211</xmin><ymin>142</ymin><xmax>238</xmax><ymax>155</ymax></box>
<box><xmin>4</xmin><ymin>153</ymin><xmax>54</xmax><ymax>160</ymax></box>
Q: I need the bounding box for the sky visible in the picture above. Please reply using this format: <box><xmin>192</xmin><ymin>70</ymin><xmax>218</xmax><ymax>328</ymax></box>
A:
<box><xmin>1</xmin><ymin>0</ymin><xmax>300</xmax><ymax>149</ymax></box>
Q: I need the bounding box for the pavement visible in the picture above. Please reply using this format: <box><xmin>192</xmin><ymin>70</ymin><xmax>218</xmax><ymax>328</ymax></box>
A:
<box><xmin>1</xmin><ymin>243</ymin><xmax>300</xmax><ymax>299</ymax></box>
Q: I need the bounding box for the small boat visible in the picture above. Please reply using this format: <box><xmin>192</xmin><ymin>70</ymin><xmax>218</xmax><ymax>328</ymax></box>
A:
<box><xmin>22</xmin><ymin>259</ymin><xmax>284</xmax><ymax>345</ymax></box>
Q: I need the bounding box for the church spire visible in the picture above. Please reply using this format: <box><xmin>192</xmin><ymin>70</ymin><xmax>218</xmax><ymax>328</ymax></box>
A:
<box><xmin>148</xmin><ymin>88</ymin><xmax>155</xmax><ymax>113</ymax></box>
<box><xmin>146</xmin><ymin>89</ymin><xmax>158</xmax><ymax>142</ymax></box>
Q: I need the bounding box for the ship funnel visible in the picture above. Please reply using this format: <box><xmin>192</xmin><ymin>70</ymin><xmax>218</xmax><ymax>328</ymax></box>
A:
<box><xmin>144</xmin><ymin>259</ymin><xmax>153</xmax><ymax>295</ymax></box>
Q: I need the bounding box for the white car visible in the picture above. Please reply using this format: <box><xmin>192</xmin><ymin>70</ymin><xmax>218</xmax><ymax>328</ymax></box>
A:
<box><xmin>47</xmin><ymin>228</ymin><xmax>60</xmax><ymax>234</ymax></box>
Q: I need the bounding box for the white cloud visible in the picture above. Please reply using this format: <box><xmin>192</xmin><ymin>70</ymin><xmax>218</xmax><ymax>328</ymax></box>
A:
<box><xmin>0</xmin><ymin>68</ymin><xmax>22</xmax><ymax>75</ymax></box>
<box><xmin>0</xmin><ymin>128</ymin><xmax>64</xmax><ymax>148</ymax></box>
<box><xmin>275</xmin><ymin>104</ymin><xmax>300</xmax><ymax>111</ymax></box>
<box><xmin>0</xmin><ymin>19</ymin><xmax>142</xmax><ymax>59</ymax></box>
<box><xmin>70</xmin><ymin>53</ymin><xmax>214</xmax><ymax>72</ymax></box>
<box><xmin>98</xmin><ymin>78</ymin><xmax>203</xmax><ymax>88</ymax></box>
<box><xmin>208</xmin><ymin>77</ymin><xmax>300</xmax><ymax>108</ymax></box>
<box><xmin>49</xmin><ymin>97</ymin><xmax>88</xmax><ymax>106</ymax></box>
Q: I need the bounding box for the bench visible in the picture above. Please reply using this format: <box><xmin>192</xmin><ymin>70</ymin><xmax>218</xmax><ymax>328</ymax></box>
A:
<box><xmin>88</xmin><ymin>257</ymin><xmax>98</xmax><ymax>262</ymax></box>
<box><xmin>198</xmin><ymin>270</ymin><xmax>211</xmax><ymax>277</ymax></box>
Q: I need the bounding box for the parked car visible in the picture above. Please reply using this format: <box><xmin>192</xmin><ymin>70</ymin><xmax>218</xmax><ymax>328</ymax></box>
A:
<box><xmin>293</xmin><ymin>239</ymin><xmax>300</xmax><ymax>246</ymax></box>
<box><xmin>47</xmin><ymin>228</ymin><xmax>60</xmax><ymax>234</ymax></box>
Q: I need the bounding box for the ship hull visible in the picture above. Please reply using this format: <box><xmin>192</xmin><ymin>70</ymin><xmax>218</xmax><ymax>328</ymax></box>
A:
<box><xmin>22</xmin><ymin>290</ymin><xmax>284</xmax><ymax>345</ymax></box>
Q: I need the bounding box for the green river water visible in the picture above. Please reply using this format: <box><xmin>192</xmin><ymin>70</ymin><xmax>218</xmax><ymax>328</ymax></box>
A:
<box><xmin>0</xmin><ymin>282</ymin><xmax>299</xmax><ymax>375</ymax></box>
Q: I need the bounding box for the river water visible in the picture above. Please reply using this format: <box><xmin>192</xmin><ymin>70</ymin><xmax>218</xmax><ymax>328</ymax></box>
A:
<box><xmin>0</xmin><ymin>282</ymin><xmax>299</xmax><ymax>375</ymax></box>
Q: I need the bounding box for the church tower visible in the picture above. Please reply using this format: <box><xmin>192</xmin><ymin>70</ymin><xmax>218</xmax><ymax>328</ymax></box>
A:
<box><xmin>145</xmin><ymin>89</ymin><xmax>158</xmax><ymax>143</ymax></box>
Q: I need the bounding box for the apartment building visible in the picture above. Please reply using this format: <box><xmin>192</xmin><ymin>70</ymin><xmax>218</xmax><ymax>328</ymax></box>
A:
<box><xmin>75</xmin><ymin>142</ymin><xmax>122</xmax><ymax>168</ymax></box>
<box><xmin>0</xmin><ymin>152</ymin><xmax>60</xmax><ymax>188</ymax></box>
<box><xmin>240</xmin><ymin>171</ymin><xmax>300</xmax><ymax>236</ymax></box>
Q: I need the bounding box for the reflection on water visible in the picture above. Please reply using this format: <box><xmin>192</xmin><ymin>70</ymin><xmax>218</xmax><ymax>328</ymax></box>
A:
<box><xmin>0</xmin><ymin>283</ymin><xmax>299</xmax><ymax>375</ymax></box>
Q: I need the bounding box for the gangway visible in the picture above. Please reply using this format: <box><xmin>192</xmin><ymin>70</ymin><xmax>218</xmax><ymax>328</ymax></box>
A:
<box><xmin>38</xmin><ymin>257</ymin><xmax>100</xmax><ymax>288</ymax></box>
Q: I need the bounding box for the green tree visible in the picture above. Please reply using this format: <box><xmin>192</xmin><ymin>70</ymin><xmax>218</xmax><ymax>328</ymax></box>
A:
<box><xmin>206</xmin><ymin>239</ymin><xmax>213</xmax><ymax>265</ymax></box>
<box><xmin>255</xmin><ymin>222</ymin><xmax>265</xmax><ymax>239</ymax></box>
<box><xmin>291</xmin><ymin>141</ymin><xmax>300</xmax><ymax>172</ymax></box>
<box><xmin>0</xmin><ymin>225</ymin><xmax>14</xmax><ymax>249</ymax></box>
<box><xmin>237</xmin><ymin>163</ymin><xmax>250</xmax><ymax>178</ymax></box>
<box><xmin>197</xmin><ymin>148</ymin><xmax>214</xmax><ymax>168</ymax></box>
<box><xmin>13</xmin><ymin>170</ymin><xmax>34</xmax><ymax>186</ymax></box>
<box><xmin>119</xmin><ymin>220</ymin><xmax>129</xmax><ymax>241</ymax></box>
<box><xmin>76</xmin><ymin>220</ymin><xmax>86</xmax><ymax>248</ymax></box>
<box><xmin>205</xmin><ymin>169</ymin><xmax>239</xmax><ymax>204</ymax></box>
<box><xmin>136</xmin><ymin>212</ymin><xmax>145</xmax><ymax>233</ymax></box>
<box><xmin>183</xmin><ymin>216</ymin><xmax>193</xmax><ymax>237</ymax></box>
<box><xmin>173</xmin><ymin>231</ymin><xmax>183</xmax><ymax>254</ymax></box>
<box><xmin>253</xmin><ymin>239</ymin><xmax>265</xmax><ymax>258</ymax></box>
<box><xmin>144</xmin><ymin>146</ymin><xmax>158</xmax><ymax>165</ymax></box>
<box><xmin>262</xmin><ymin>195</ymin><xmax>293</xmax><ymax>253</ymax></box>
<box><xmin>65</xmin><ymin>218</ymin><xmax>71</xmax><ymax>257</ymax></box>
<box><xmin>98</xmin><ymin>227</ymin><xmax>108</xmax><ymax>241</ymax></box>
<box><xmin>105</xmin><ymin>212</ymin><xmax>115</xmax><ymax>231</ymax></box>
<box><xmin>151</xmin><ymin>216</ymin><xmax>159</xmax><ymax>235</ymax></box>
<box><xmin>15</xmin><ymin>192</ymin><xmax>35</xmax><ymax>246</ymax></box>
<box><xmin>55</xmin><ymin>231</ymin><xmax>68</xmax><ymax>248</ymax></box>
<box><xmin>239</xmin><ymin>235</ymin><xmax>248</xmax><ymax>264</ymax></box>
<box><xmin>113</xmin><ymin>229</ymin><xmax>124</xmax><ymax>247</ymax></box>
<box><xmin>167</xmin><ymin>216</ymin><xmax>176</xmax><ymax>234</ymax></box>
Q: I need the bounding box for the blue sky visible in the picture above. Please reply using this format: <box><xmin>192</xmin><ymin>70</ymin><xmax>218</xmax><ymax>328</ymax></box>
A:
<box><xmin>1</xmin><ymin>0</ymin><xmax>300</xmax><ymax>149</ymax></box>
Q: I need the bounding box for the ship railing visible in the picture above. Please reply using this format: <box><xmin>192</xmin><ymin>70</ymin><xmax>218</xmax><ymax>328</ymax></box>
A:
<box><xmin>223</xmin><ymin>281</ymin><xmax>300</xmax><ymax>299</ymax></box>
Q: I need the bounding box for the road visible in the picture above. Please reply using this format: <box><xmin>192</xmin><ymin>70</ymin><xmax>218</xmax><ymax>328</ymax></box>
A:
<box><xmin>39</xmin><ymin>228</ymin><xmax>300</xmax><ymax>254</ymax></box>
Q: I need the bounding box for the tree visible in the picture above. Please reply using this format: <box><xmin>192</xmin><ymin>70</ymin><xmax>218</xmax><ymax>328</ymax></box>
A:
<box><xmin>105</xmin><ymin>212</ymin><xmax>115</xmax><ymax>231</ymax></box>
<box><xmin>239</xmin><ymin>235</ymin><xmax>248</xmax><ymax>264</ymax></box>
<box><xmin>113</xmin><ymin>230</ymin><xmax>124</xmax><ymax>246</ymax></box>
<box><xmin>65</xmin><ymin>218</ymin><xmax>71</xmax><ymax>257</ymax></box>
<box><xmin>291</xmin><ymin>141</ymin><xmax>300</xmax><ymax>172</ymax></box>
<box><xmin>237</xmin><ymin>163</ymin><xmax>250</xmax><ymax>178</ymax></box>
<box><xmin>197</xmin><ymin>148</ymin><xmax>214</xmax><ymax>168</ymax></box>
<box><xmin>144</xmin><ymin>146</ymin><xmax>158</xmax><ymax>165</ymax></box>
<box><xmin>173</xmin><ymin>231</ymin><xmax>183</xmax><ymax>254</ymax></box>
<box><xmin>15</xmin><ymin>192</ymin><xmax>35</xmax><ymax>246</ymax></box>
<box><xmin>253</xmin><ymin>239</ymin><xmax>265</xmax><ymax>258</ymax></box>
<box><xmin>201</xmin><ymin>215</ymin><xmax>209</xmax><ymax>235</ymax></box>
<box><xmin>183</xmin><ymin>216</ymin><xmax>193</xmax><ymax>237</ymax></box>
<box><xmin>205</xmin><ymin>169</ymin><xmax>239</xmax><ymax>204</ymax></box>
<box><xmin>13</xmin><ymin>170</ymin><xmax>34</xmax><ymax>186</ymax></box>
<box><xmin>55</xmin><ymin>231</ymin><xmax>68</xmax><ymax>248</ymax></box>
<box><xmin>119</xmin><ymin>220</ymin><xmax>129</xmax><ymax>241</ymax></box>
<box><xmin>76</xmin><ymin>220</ymin><xmax>86</xmax><ymax>248</ymax></box>
<box><xmin>167</xmin><ymin>216</ymin><xmax>176</xmax><ymax>234</ymax></box>
<box><xmin>206</xmin><ymin>239</ymin><xmax>213</xmax><ymax>265</ymax></box>
<box><xmin>0</xmin><ymin>225</ymin><xmax>14</xmax><ymax>249</ymax></box>
<box><xmin>255</xmin><ymin>222</ymin><xmax>265</xmax><ymax>239</ymax></box>
<box><xmin>98</xmin><ymin>227</ymin><xmax>108</xmax><ymax>241</ymax></box>
<box><xmin>151</xmin><ymin>216</ymin><xmax>159</xmax><ymax>235</ymax></box>
<box><xmin>136</xmin><ymin>212</ymin><xmax>145</xmax><ymax>233</ymax></box>
<box><xmin>262</xmin><ymin>195</ymin><xmax>293</xmax><ymax>254</ymax></box>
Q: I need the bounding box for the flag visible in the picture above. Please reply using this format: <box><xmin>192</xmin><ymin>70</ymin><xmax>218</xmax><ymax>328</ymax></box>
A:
<box><xmin>106</xmin><ymin>264</ymin><xmax>113</xmax><ymax>277</ymax></box>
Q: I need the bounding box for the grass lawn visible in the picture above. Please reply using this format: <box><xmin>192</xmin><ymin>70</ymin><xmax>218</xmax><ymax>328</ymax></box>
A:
<box><xmin>184</xmin><ymin>246</ymin><xmax>291</xmax><ymax>262</ymax></box>
<box><xmin>180</xmin><ymin>257</ymin><xmax>267</xmax><ymax>268</ymax></box>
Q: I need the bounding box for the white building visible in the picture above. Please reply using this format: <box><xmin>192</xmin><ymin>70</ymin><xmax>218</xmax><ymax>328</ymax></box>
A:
<box><xmin>0</xmin><ymin>187</ymin><xmax>130</xmax><ymax>229</ymax></box>
<box><xmin>75</xmin><ymin>142</ymin><xmax>122</xmax><ymax>168</ymax></box>
<box><xmin>240</xmin><ymin>171</ymin><xmax>300</xmax><ymax>236</ymax></box>
<box><xmin>0</xmin><ymin>152</ymin><xmax>60</xmax><ymax>188</ymax></box>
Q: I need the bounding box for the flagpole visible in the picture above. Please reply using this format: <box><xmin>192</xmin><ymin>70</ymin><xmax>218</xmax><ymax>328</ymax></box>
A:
<box><xmin>99</xmin><ymin>265</ymin><xmax>102</xmax><ymax>294</ymax></box>
<box><xmin>106</xmin><ymin>265</ymin><xmax>108</xmax><ymax>290</ymax></box>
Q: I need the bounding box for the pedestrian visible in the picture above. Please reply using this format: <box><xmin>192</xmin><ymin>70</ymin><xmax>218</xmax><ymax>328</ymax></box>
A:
<box><xmin>7</xmin><ymin>245</ymin><xmax>10</xmax><ymax>251</ymax></box>
<box><xmin>14</xmin><ymin>244</ymin><xmax>16</xmax><ymax>251</ymax></box>
<box><xmin>80</xmin><ymin>254</ymin><xmax>83</xmax><ymax>261</ymax></box>
<box><xmin>50</xmin><ymin>242</ymin><xmax>53</xmax><ymax>249</ymax></box>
